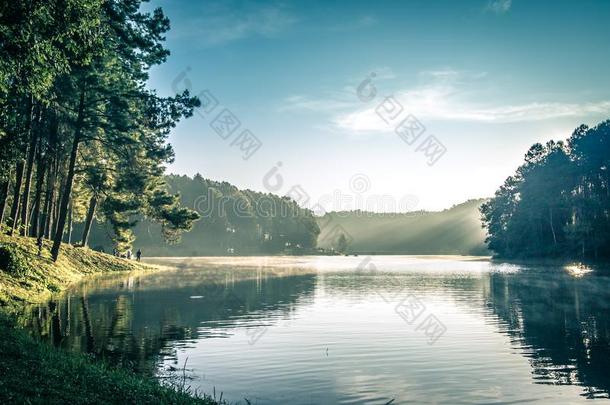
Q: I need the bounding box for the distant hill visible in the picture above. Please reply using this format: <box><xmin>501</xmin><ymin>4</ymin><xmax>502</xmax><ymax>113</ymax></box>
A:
<box><xmin>85</xmin><ymin>175</ymin><xmax>489</xmax><ymax>256</ymax></box>
<box><xmin>85</xmin><ymin>174</ymin><xmax>320</xmax><ymax>256</ymax></box>
<box><xmin>317</xmin><ymin>199</ymin><xmax>489</xmax><ymax>255</ymax></box>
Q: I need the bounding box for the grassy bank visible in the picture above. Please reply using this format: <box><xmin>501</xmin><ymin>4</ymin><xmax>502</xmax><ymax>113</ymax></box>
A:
<box><xmin>0</xmin><ymin>234</ymin><xmax>220</xmax><ymax>404</ymax></box>
<box><xmin>0</xmin><ymin>314</ymin><xmax>221</xmax><ymax>404</ymax></box>
<box><xmin>0</xmin><ymin>233</ymin><xmax>154</xmax><ymax>306</ymax></box>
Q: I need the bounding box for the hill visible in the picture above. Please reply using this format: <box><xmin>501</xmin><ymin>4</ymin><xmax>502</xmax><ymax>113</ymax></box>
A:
<box><xmin>84</xmin><ymin>174</ymin><xmax>320</xmax><ymax>256</ymax></box>
<box><xmin>83</xmin><ymin>175</ymin><xmax>488</xmax><ymax>256</ymax></box>
<box><xmin>317</xmin><ymin>199</ymin><xmax>489</xmax><ymax>255</ymax></box>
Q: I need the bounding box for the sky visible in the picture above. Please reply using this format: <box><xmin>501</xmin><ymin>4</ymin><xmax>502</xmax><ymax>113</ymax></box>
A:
<box><xmin>145</xmin><ymin>0</ymin><xmax>610</xmax><ymax>212</ymax></box>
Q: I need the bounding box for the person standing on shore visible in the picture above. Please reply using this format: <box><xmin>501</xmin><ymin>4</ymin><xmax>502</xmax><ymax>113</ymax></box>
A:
<box><xmin>136</xmin><ymin>249</ymin><xmax>142</xmax><ymax>262</ymax></box>
<box><xmin>36</xmin><ymin>236</ymin><xmax>43</xmax><ymax>257</ymax></box>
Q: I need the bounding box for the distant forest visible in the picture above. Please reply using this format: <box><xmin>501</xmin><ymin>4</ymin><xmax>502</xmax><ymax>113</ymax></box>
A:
<box><xmin>84</xmin><ymin>177</ymin><xmax>487</xmax><ymax>256</ymax></box>
<box><xmin>317</xmin><ymin>199</ymin><xmax>488</xmax><ymax>255</ymax></box>
<box><xmin>85</xmin><ymin>174</ymin><xmax>320</xmax><ymax>255</ymax></box>
<box><xmin>481</xmin><ymin>120</ymin><xmax>610</xmax><ymax>260</ymax></box>
<box><xmin>82</xmin><ymin>175</ymin><xmax>490</xmax><ymax>256</ymax></box>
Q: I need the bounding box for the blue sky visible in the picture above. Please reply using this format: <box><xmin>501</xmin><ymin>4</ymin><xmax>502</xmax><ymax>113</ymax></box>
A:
<box><xmin>146</xmin><ymin>0</ymin><xmax>610</xmax><ymax>211</ymax></box>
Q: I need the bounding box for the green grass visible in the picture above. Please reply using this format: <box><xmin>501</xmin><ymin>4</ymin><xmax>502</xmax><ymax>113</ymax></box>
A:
<box><xmin>0</xmin><ymin>314</ymin><xmax>220</xmax><ymax>404</ymax></box>
<box><xmin>0</xmin><ymin>233</ymin><xmax>157</xmax><ymax>306</ymax></box>
<box><xmin>0</xmin><ymin>234</ymin><xmax>222</xmax><ymax>404</ymax></box>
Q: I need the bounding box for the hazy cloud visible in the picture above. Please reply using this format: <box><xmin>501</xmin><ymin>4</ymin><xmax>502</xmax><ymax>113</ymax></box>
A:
<box><xmin>485</xmin><ymin>0</ymin><xmax>512</xmax><ymax>14</ymax></box>
<box><xmin>335</xmin><ymin>96</ymin><xmax>610</xmax><ymax>133</ymax></box>
<box><xmin>333</xmin><ymin>69</ymin><xmax>610</xmax><ymax>132</ymax></box>
<box><xmin>280</xmin><ymin>68</ymin><xmax>610</xmax><ymax>132</ymax></box>
<box><xmin>279</xmin><ymin>95</ymin><xmax>356</xmax><ymax>113</ymax></box>
<box><xmin>174</xmin><ymin>4</ymin><xmax>297</xmax><ymax>46</ymax></box>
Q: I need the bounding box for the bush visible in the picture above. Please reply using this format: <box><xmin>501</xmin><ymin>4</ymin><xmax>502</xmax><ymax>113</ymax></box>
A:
<box><xmin>0</xmin><ymin>243</ymin><xmax>29</xmax><ymax>277</ymax></box>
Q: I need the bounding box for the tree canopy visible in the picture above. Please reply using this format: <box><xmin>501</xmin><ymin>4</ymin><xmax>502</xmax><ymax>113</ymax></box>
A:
<box><xmin>0</xmin><ymin>0</ymin><xmax>200</xmax><ymax>260</ymax></box>
<box><xmin>481</xmin><ymin>120</ymin><xmax>610</xmax><ymax>260</ymax></box>
<box><xmin>83</xmin><ymin>174</ymin><xmax>321</xmax><ymax>256</ymax></box>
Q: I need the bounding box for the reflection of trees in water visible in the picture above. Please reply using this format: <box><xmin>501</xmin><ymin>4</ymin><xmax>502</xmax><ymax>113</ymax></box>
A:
<box><xmin>26</xmin><ymin>262</ymin><xmax>610</xmax><ymax>398</ymax></box>
<box><xmin>314</xmin><ymin>266</ymin><xmax>610</xmax><ymax>399</ymax></box>
<box><xmin>487</xmin><ymin>270</ymin><xmax>610</xmax><ymax>398</ymax></box>
<box><xmin>27</xmin><ymin>271</ymin><xmax>316</xmax><ymax>376</ymax></box>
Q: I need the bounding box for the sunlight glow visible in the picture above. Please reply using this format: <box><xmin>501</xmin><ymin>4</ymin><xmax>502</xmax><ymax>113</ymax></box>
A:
<box><xmin>564</xmin><ymin>264</ymin><xmax>593</xmax><ymax>278</ymax></box>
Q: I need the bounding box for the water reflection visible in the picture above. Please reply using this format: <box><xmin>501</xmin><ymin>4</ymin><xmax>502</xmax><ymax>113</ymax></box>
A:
<box><xmin>27</xmin><ymin>265</ymin><xmax>317</xmax><ymax>375</ymax></box>
<box><xmin>486</xmin><ymin>269</ymin><xmax>610</xmax><ymax>399</ymax></box>
<box><xmin>23</xmin><ymin>257</ymin><xmax>610</xmax><ymax>402</ymax></box>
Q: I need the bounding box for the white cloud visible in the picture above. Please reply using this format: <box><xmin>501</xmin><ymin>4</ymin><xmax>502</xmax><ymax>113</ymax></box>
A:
<box><xmin>280</xmin><ymin>68</ymin><xmax>610</xmax><ymax>133</ymax></box>
<box><xmin>278</xmin><ymin>95</ymin><xmax>356</xmax><ymax>112</ymax></box>
<box><xmin>175</xmin><ymin>4</ymin><xmax>296</xmax><ymax>46</ymax></box>
<box><xmin>419</xmin><ymin>69</ymin><xmax>461</xmax><ymax>80</ymax></box>
<box><xmin>335</xmin><ymin>96</ymin><xmax>610</xmax><ymax>133</ymax></box>
<box><xmin>333</xmin><ymin>70</ymin><xmax>610</xmax><ymax>132</ymax></box>
<box><xmin>280</xmin><ymin>67</ymin><xmax>396</xmax><ymax>113</ymax></box>
<box><xmin>486</xmin><ymin>0</ymin><xmax>512</xmax><ymax>14</ymax></box>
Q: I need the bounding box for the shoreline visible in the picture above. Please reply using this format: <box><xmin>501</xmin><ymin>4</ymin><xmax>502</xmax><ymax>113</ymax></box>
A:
<box><xmin>0</xmin><ymin>234</ymin><xmax>220</xmax><ymax>404</ymax></box>
<box><xmin>0</xmin><ymin>234</ymin><xmax>158</xmax><ymax>307</ymax></box>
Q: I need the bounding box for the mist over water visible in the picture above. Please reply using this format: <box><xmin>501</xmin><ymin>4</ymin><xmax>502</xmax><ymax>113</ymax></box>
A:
<box><xmin>25</xmin><ymin>257</ymin><xmax>610</xmax><ymax>404</ymax></box>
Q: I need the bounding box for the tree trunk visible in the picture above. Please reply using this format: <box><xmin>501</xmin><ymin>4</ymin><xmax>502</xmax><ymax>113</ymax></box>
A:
<box><xmin>52</xmin><ymin>174</ymin><xmax>62</xmax><ymax>238</ymax></box>
<box><xmin>44</xmin><ymin>193</ymin><xmax>54</xmax><ymax>239</ymax></box>
<box><xmin>81</xmin><ymin>195</ymin><xmax>98</xmax><ymax>247</ymax></box>
<box><xmin>9</xmin><ymin>160</ymin><xmax>25</xmax><ymax>235</ymax></box>
<box><xmin>51</xmin><ymin>91</ymin><xmax>85</xmax><ymax>261</ymax></box>
<box><xmin>42</xmin><ymin>112</ymin><xmax>59</xmax><ymax>239</ymax></box>
<box><xmin>30</xmin><ymin>148</ymin><xmax>46</xmax><ymax>237</ymax></box>
<box><xmin>66</xmin><ymin>200</ymin><xmax>73</xmax><ymax>244</ymax></box>
<box><xmin>43</xmin><ymin>160</ymin><xmax>56</xmax><ymax>239</ymax></box>
<box><xmin>19</xmin><ymin>98</ymin><xmax>37</xmax><ymax>236</ymax></box>
<box><xmin>549</xmin><ymin>207</ymin><xmax>557</xmax><ymax>247</ymax></box>
<box><xmin>0</xmin><ymin>172</ymin><xmax>10</xmax><ymax>226</ymax></box>
<box><xmin>19</xmin><ymin>133</ymin><xmax>38</xmax><ymax>235</ymax></box>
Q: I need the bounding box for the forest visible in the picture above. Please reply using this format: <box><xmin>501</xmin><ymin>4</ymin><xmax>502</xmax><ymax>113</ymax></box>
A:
<box><xmin>84</xmin><ymin>174</ymin><xmax>321</xmax><ymax>255</ymax></box>
<box><xmin>4</xmin><ymin>1</ymin><xmax>607</xmax><ymax>263</ymax></box>
<box><xmin>481</xmin><ymin>120</ymin><xmax>610</xmax><ymax>260</ymax></box>
<box><xmin>0</xmin><ymin>0</ymin><xmax>201</xmax><ymax>260</ymax></box>
<box><xmin>317</xmin><ymin>199</ymin><xmax>488</xmax><ymax>256</ymax></box>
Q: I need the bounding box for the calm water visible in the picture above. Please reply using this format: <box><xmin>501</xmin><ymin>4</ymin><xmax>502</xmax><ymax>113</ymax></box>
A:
<box><xmin>24</xmin><ymin>256</ymin><xmax>610</xmax><ymax>404</ymax></box>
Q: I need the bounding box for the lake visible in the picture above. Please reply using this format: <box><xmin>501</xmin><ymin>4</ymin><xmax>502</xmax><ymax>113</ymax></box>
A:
<box><xmin>23</xmin><ymin>256</ymin><xmax>610</xmax><ymax>404</ymax></box>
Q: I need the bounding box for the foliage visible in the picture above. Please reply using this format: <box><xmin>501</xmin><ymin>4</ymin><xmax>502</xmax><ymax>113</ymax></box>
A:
<box><xmin>481</xmin><ymin>120</ymin><xmax>610</xmax><ymax>260</ymax></box>
<box><xmin>85</xmin><ymin>174</ymin><xmax>321</xmax><ymax>255</ymax></box>
<box><xmin>0</xmin><ymin>0</ymin><xmax>200</xmax><ymax>259</ymax></box>
<box><xmin>0</xmin><ymin>243</ymin><xmax>28</xmax><ymax>277</ymax></box>
<box><xmin>0</xmin><ymin>233</ymin><xmax>152</xmax><ymax>306</ymax></box>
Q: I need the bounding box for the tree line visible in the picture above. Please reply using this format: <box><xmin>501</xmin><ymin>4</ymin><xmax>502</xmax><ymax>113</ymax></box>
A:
<box><xmin>481</xmin><ymin>120</ymin><xmax>610</xmax><ymax>260</ymax></box>
<box><xmin>0</xmin><ymin>0</ymin><xmax>200</xmax><ymax>260</ymax></box>
<box><xmin>83</xmin><ymin>174</ymin><xmax>321</xmax><ymax>255</ymax></box>
<box><xmin>317</xmin><ymin>199</ymin><xmax>488</xmax><ymax>255</ymax></box>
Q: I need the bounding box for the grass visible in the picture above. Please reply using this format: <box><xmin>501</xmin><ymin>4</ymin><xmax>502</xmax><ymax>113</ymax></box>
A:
<box><xmin>0</xmin><ymin>233</ymin><xmax>155</xmax><ymax>306</ymax></box>
<box><xmin>0</xmin><ymin>233</ymin><xmax>222</xmax><ymax>404</ymax></box>
<box><xmin>0</xmin><ymin>314</ymin><xmax>221</xmax><ymax>404</ymax></box>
